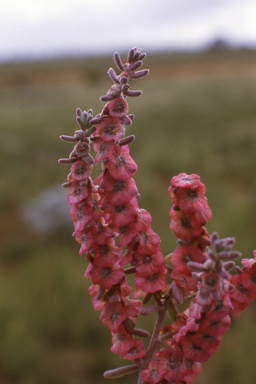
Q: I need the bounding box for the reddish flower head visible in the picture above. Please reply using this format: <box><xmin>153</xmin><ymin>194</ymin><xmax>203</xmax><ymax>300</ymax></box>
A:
<box><xmin>100</xmin><ymin>301</ymin><xmax>127</xmax><ymax>333</ymax></box>
<box><xmin>171</xmin><ymin>244</ymin><xmax>206</xmax><ymax>274</ymax></box>
<box><xmin>108</xmin><ymin>144</ymin><xmax>137</xmax><ymax>180</ymax></box>
<box><xmin>140</xmin><ymin>359</ymin><xmax>162</xmax><ymax>384</ymax></box>
<box><xmin>135</xmin><ymin>249</ymin><xmax>165</xmax><ymax>276</ymax></box>
<box><xmin>108</xmin><ymin>97</ymin><xmax>129</xmax><ymax>118</ymax></box>
<box><xmin>120</xmin><ymin>339</ymin><xmax>146</xmax><ymax>360</ymax></box>
<box><xmin>90</xmin><ymin>262</ymin><xmax>124</xmax><ymax>290</ymax></box>
<box><xmin>103</xmin><ymin>196</ymin><xmax>138</xmax><ymax>227</ymax></box>
<box><xmin>70</xmin><ymin>160</ymin><xmax>92</xmax><ymax>181</ymax></box>
<box><xmin>96</xmin><ymin>117</ymin><xmax>124</xmax><ymax>142</ymax></box>
<box><xmin>102</xmin><ymin>171</ymin><xmax>138</xmax><ymax>205</ymax></box>
<box><xmin>158</xmin><ymin>348</ymin><xmax>192</xmax><ymax>382</ymax></box>
<box><xmin>93</xmin><ymin>238</ymin><xmax>122</xmax><ymax>268</ymax></box>
<box><xmin>170</xmin><ymin>206</ymin><xmax>203</xmax><ymax>241</ymax></box>
<box><xmin>135</xmin><ymin>264</ymin><xmax>167</xmax><ymax>293</ymax></box>
<box><xmin>111</xmin><ymin>324</ymin><xmax>134</xmax><ymax>354</ymax></box>
<box><xmin>93</xmin><ymin>138</ymin><xmax>114</xmax><ymax>162</ymax></box>
<box><xmin>170</xmin><ymin>181</ymin><xmax>207</xmax><ymax>214</ymax></box>
<box><xmin>68</xmin><ymin>181</ymin><xmax>89</xmax><ymax>205</ymax></box>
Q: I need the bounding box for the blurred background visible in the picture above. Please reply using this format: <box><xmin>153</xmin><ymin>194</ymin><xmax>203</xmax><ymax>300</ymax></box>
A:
<box><xmin>1</xmin><ymin>1</ymin><xmax>256</xmax><ymax>383</ymax></box>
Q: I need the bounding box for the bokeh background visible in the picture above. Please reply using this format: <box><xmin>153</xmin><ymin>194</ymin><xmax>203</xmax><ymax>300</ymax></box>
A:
<box><xmin>1</xmin><ymin>1</ymin><xmax>256</xmax><ymax>383</ymax></box>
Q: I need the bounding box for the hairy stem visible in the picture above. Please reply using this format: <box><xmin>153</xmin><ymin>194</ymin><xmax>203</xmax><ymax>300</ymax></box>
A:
<box><xmin>137</xmin><ymin>288</ymin><xmax>174</xmax><ymax>384</ymax></box>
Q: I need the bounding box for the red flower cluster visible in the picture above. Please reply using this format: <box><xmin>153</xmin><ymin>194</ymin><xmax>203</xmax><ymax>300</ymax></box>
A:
<box><xmin>169</xmin><ymin>173</ymin><xmax>212</xmax><ymax>241</ymax></box>
<box><xmin>59</xmin><ymin>48</ymin><xmax>256</xmax><ymax>384</ymax></box>
<box><xmin>229</xmin><ymin>250</ymin><xmax>256</xmax><ymax>316</ymax></box>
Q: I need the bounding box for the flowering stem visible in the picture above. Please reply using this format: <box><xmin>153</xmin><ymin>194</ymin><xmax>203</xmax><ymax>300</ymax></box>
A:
<box><xmin>137</xmin><ymin>289</ymin><xmax>173</xmax><ymax>384</ymax></box>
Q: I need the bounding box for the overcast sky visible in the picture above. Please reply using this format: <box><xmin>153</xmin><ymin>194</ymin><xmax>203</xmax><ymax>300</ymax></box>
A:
<box><xmin>2</xmin><ymin>0</ymin><xmax>256</xmax><ymax>61</ymax></box>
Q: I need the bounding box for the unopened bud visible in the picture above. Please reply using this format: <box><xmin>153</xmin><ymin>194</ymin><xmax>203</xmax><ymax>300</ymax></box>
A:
<box><xmin>60</xmin><ymin>135</ymin><xmax>79</xmax><ymax>142</ymax></box>
<box><xmin>123</xmin><ymin>89</ymin><xmax>142</xmax><ymax>97</ymax></box>
<box><xmin>103</xmin><ymin>365</ymin><xmax>139</xmax><ymax>379</ymax></box>
<box><xmin>187</xmin><ymin>261</ymin><xmax>208</xmax><ymax>272</ymax></box>
<box><xmin>120</xmin><ymin>115</ymin><xmax>133</xmax><ymax>126</ymax></box>
<box><xmin>62</xmin><ymin>182</ymin><xmax>71</xmax><ymax>188</ymax></box>
<box><xmin>58</xmin><ymin>158</ymin><xmax>77</xmax><ymax>164</ymax></box>
<box><xmin>114</xmin><ymin>52</ymin><xmax>124</xmax><ymax>71</ymax></box>
<box><xmin>100</xmin><ymin>94</ymin><xmax>116</xmax><ymax>102</ymax></box>
<box><xmin>131</xmin><ymin>328</ymin><xmax>150</xmax><ymax>338</ymax></box>
<box><xmin>122</xmin><ymin>318</ymin><xmax>136</xmax><ymax>332</ymax></box>
<box><xmin>235</xmin><ymin>265</ymin><xmax>243</xmax><ymax>274</ymax></box>
<box><xmin>85</xmin><ymin>126</ymin><xmax>96</xmax><ymax>137</ymax></box>
<box><xmin>223</xmin><ymin>261</ymin><xmax>235</xmax><ymax>271</ymax></box>
<box><xmin>129</xmin><ymin>60</ymin><xmax>143</xmax><ymax>71</ymax></box>
<box><xmin>108</xmin><ymin>68</ymin><xmax>120</xmax><ymax>84</ymax></box>
<box><xmin>131</xmin><ymin>69</ymin><xmax>149</xmax><ymax>79</ymax></box>
<box><xmin>172</xmin><ymin>281</ymin><xmax>183</xmax><ymax>304</ymax></box>
<box><xmin>140</xmin><ymin>305</ymin><xmax>158</xmax><ymax>316</ymax></box>
<box><xmin>127</xmin><ymin>48</ymin><xmax>135</xmax><ymax>63</ymax></box>
<box><xmin>143</xmin><ymin>293</ymin><xmax>152</xmax><ymax>304</ymax></box>
<box><xmin>96</xmin><ymin>288</ymin><xmax>105</xmax><ymax>300</ymax></box>
<box><xmin>124</xmin><ymin>267</ymin><xmax>136</xmax><ymax>274</ymax></box>
<box><xmin>89</xmin><ymin>115</ymin><xmax>103</xmax><ymax>125</ymax></box>
<box><xmin>119</xmin><ymin>135</ymin><xmax>135</xmax><ymax>146</ymax></box>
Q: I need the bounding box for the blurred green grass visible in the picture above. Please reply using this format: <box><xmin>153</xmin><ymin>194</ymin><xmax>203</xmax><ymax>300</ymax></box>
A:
<box><xmin>1</xmin><ymin>49</ymin><xmax>256</xmax><ymax>383</ymax></box>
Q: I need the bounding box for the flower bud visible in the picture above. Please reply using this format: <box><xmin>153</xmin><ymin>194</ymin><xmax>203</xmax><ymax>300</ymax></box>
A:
<box><xmin>103</xmin><ymin>365</ymin><xmax>139</xmax><ymax>379</ymax></box>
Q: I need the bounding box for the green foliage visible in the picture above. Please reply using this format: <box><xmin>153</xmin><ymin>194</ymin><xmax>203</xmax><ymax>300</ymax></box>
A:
<box><xmin>1</xmin><ymin>50</ymin><xmax>256</xmax><ymax>383</ymax></box>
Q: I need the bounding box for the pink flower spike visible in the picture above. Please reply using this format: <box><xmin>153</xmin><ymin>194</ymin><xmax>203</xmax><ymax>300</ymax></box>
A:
<box><xmin>120</xmin><ymin>339</ymin><xmax>146</xmax><ymax>360</ymax></box>
<box><xmin>108</xmin><ymin>144</ymin><xmax>137</xmax><ymax>180</ymax></box>
<box><xmin>96</xmin><ymin>117</ymin><xmax>124</xmax><ymax>142</ymax></box>
<box><xmin>140</xmin><ymin>359</ymin><xmax>162</xmax><ymax>384</ymax></box>
<box><xmin>90</xmin><ymin>262</ymin><xmax>124</xmax><ymax>290</ymax></box>
<box><xmin>70</xmin><ymin>160</ymin><xmax>92</xmax><ymax>181</ymax></box>
<box><xmin>100</xmin><ymin>301</ymin><xmax>127</xmax><ymax>333</ymax></box>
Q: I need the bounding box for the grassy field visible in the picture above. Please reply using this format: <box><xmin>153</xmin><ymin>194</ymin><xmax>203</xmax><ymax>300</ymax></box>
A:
<box><xmin>1</xmin><ymin>49</ymin><xmax>256</xmax><ymax>384</ymax></box>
